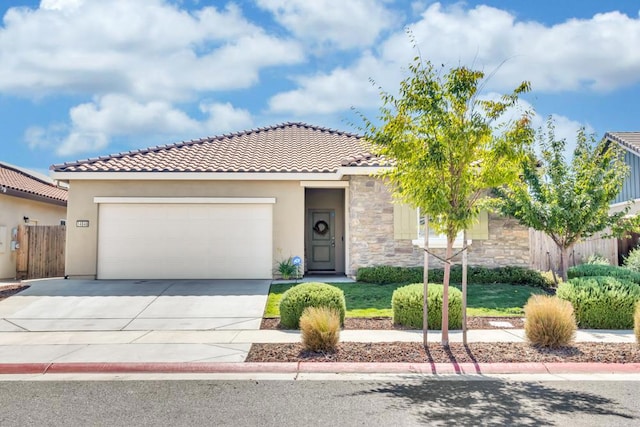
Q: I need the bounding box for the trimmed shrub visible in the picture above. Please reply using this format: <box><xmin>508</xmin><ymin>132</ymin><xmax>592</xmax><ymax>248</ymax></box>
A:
<box><xmin>279</xmin><ymin>282</ymin><xmax>346</xmax><ymax>329</ymax></box>
<box><xmin>524</xmin><ymin>295</ymin><xmax>576</xmax><ymax>348</ymax></box>
<box><xmin>635</xmin><ymin>302</ymin><xmax>640</xmax><ymax>344</ymax></box>
<box><xmin>300</xmin><ymin>306</ymin><xmax>340</xmax><ymax>352</ymax></box>
<box><xmin>567</xmin><ymin>264</ymin><xmax>640</xmax><ymax>284</ymax></box>
<box><xmin>392</xmin><ymin>283</ymin><xmax>462</xmax><ymax>329</ymax></box>
<box><xmin>556</xmin><ymin>276</ymin><xmax>640</xmax><ymax>329</ymax></box>
<box><xmin>356</xmin><ymin>266</ymin><xmax>423</xmax><ymax>284</ymax></box>
<box><xmin>357</xmin><ymin>265</ymin><xmax>549</xmax><ymax>288</ymax></box>
<box><xmin>624</xmin><ymin>247</ymin><xmax>640</xmax><ymax>273</ymax></box>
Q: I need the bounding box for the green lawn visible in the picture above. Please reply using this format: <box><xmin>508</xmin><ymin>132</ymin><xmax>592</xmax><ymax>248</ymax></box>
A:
<box><xmin>264</xmin><ymin>282</ymin><xmax>546</xmax><ymax>318</ymax></box>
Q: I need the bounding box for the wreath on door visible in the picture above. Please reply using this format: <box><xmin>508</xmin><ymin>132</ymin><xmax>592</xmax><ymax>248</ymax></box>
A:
<box><xmin>313</xmin><ymin>220</ymin><xmax>330</xmax><ymax>235</ymax></box>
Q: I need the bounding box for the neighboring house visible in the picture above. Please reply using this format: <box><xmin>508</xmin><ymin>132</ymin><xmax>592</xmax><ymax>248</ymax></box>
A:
<box><xmin>0</xmin><ymin>162</ymin><xmax>68</xmax><ymax>279</ymax></box>
<box><xmin>606</xmin><ymin>132</ymin><xmax>640</xmax><ymax>215</ymax></box>
<box><xmin>51</xmin><ymin>122</ymin><xmax>531</xmax><ymax>280</ymax></box>
<box><xmin>605</xmin><ymin>132</ymin><xmax>640</xmax><ymax>262</ymax></box>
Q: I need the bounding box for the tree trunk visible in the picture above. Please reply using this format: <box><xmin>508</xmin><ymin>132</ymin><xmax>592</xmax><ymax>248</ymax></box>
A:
<box><xmin>462</xmin><ymin>230</ymin><xmax>468</xmax><ymax>346</ymax></box>
<box><xmin>441</xmin><ymin>236</ymin><xmax>454</xmax><ymax>346</ymax></box>
<box><xmin>559</xmin><ymin>245</ymin><xmax>570</xmax><ymax>282</ymax></box>
<box><xmin>423</xmin><ymin>215</ymin><xmax>429</xmax><ymax>347</ymax></box>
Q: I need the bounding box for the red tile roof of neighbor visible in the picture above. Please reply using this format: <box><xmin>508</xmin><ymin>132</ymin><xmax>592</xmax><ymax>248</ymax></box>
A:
<box><xmin>605</xmin><ymin>132</ymin><xmax>640</xmax><ymax>155</ymax></box>
<box><xmin>51</xmin><ymin>122</ymin><xmax>386</xmax><ymax>173</ymax></box>
<box><xmin>0</xmin><ymin>162</ymin><xmax>67</xmax><ymax>203</ymax></box>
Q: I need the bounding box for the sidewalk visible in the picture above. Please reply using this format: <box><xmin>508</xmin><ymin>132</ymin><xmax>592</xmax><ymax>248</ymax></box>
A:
<box><xmin>0</xmin><ymin>328</ymin><xmax>637</xmax><ymax>376</ymax></box>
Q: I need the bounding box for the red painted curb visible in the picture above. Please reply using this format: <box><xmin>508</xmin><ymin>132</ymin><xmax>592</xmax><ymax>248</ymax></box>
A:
<box><xmin>544</xmin><ymin>363</ymin><xmax>640</xmax><ymax>374</ymax></box>
<box><xmin>44</xmin><ymin>362</ymin><xmax>299</xmax><ymax>374</ymax></box>
<box><xmin>0</xmin><ymin>363</ymin><xmax>50</xmax><ymax>374</ymax></box>
<box><xmin>1</xmin><ymin>362</ymin><xmax>640</xmax><ymax>375</ymax></box>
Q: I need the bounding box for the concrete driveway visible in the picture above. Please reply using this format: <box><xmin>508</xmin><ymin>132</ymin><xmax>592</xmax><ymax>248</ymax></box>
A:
<box><xmin>0</xmin><ymin>279</ymin><xmax>271</xmax><ymax>332</ymax></box>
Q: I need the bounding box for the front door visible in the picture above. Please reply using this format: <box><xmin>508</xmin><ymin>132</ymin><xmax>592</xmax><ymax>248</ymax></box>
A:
<box><xmin>307</xmin><ymin>209</ymin><xmax>335</xmax><ymax>271</ymax></box>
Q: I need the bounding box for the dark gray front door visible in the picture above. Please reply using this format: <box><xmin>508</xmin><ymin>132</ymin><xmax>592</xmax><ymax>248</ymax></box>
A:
<box><xmin>307</xmin><ymin>209</ymin><xmax>335</xmax><ymax>271</ymax></box>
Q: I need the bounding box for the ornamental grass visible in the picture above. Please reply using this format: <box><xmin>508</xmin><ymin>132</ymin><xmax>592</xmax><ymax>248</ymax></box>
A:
<box><xmin>299</xmin><ymin>306</ymin><xmax>341</xmax><ymax>352</ymax></box>
<box><xmin>524</xmin><ymin>294</ymin><xmax>576</xmax><ymax>348</ymax></box>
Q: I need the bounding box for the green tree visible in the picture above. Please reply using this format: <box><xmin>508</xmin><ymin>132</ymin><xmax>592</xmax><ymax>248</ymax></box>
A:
<box><xmin>361</xmin><ymin>57</ymin><xmax>533</xmax><ymax>346</ymax></box>
<box><xmin>493</xmin><ymin>120</ymin><xmax>637</xmax><ymax>281</ymax></box>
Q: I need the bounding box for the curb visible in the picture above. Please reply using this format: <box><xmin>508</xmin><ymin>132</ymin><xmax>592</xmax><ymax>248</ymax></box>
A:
<box><xmin>1</xmin><ymin>362</ymin><xmax>640</xmax><ymax>375</ymax></box>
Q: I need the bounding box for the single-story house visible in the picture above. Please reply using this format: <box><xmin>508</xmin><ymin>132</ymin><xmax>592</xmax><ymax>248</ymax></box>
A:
<box><xmin>0</xmin><ymin>161</ymin><xmax>68</xmax><ymax>279</ymax></box>
<box><xmin>51</xmin><ymin>122</ymin><xmax>532</xmax><ymax>280</ymax></box>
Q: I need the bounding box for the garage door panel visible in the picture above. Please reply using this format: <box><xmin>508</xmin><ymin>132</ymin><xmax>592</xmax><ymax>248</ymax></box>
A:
<box><xmin>98</xmin><ymin>203</ymin><xmax>273</xmax><ymax>279</ymax></box>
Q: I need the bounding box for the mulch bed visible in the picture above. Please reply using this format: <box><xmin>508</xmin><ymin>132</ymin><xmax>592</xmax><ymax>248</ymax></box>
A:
<box><xmin>0</xmin><ymin>284</ymin><xmax>28</xmax><ymax>301</ymax></box>
<box><xmin>253</xmin><ymin>316</ymin><xmax>639</xmax><ymax>363</ymax></box>
<box><xmin>247</xmin><ymin>342</ymin><xmax>640</xmax><ymax>364</ymax></box>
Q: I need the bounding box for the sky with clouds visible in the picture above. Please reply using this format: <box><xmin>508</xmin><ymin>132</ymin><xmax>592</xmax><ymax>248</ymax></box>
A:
<box><xmin>1</xmin><ymin>0</ymin><xmax>639</xmax><ymax>172</ymax></box>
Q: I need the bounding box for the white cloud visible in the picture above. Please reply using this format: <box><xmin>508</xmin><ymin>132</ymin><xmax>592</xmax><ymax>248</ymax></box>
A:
<box><xmin>268</xmin><ymin>2</ymin><xmax>640</xmax><ymax>116</ymax></box>
<box><xmin>256</xmin><ymin>0</ymin><xmax>397</xmax><ymax>49</ymax></box>
<box><xmin>49</xmin><ymin>95</ymin><xmax>253</xmax><ymax>156</ymax></box>
<box><xmin>199</xmin><ymin>102</ymin><xmax>253</xmax><ymax>133</ymax></box>
<box><xmin>24</xmin><ymin>126</ymin><xmax>52</xmax><ymax>150</ymax></box>
<box><xmin>0</xmin><ymin>0</ymin><xmax>304</xmax><ymax>100</ymax></box>
<box><xmin>57</xmin><ymin>131</ymin><xmax>110</xmax><ymax>157</ymax></box>
<box><xmin>40</xmin><ymin>0</ymin><xmax>84</xmax><ymax>11</ymax></box>
<box><xmin>386</xmin><ymin>3</ymin><xmax>640</xmax><ymax>92</ymax></box>
<box><xmin>269</xmin><ymin>52</ymin><xmax>387</xmax><ymax>115</ymax></box>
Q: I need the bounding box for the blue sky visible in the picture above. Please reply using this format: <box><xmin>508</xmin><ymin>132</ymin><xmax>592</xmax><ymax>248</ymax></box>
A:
<box><xmin>1</xmin><ymin>0</ymin><xmax>639</xmax><ymax>174</ymax></box>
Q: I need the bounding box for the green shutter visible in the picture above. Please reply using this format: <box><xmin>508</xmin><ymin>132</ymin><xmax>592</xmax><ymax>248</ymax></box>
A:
<box><xmin>467</xmin><ymin>210</ymin><xmax>489</xmax><ymax>240</ymax></box>
<box><xmin>393</xmin><ymin>203</ymin><xmax>417</xmax><ymax>240</ymax></box>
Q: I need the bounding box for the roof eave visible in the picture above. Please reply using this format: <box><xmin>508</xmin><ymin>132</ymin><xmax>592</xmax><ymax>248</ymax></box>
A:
<box><xmin>1</xmin><ymin>188</ymin><xmax>67</xmax><ymax>207</ymax></box>
<box><xmin>51</xmin><ymin>167</ymin><xmax>391</xmax><ymax>182</ymax></box>
<box><xmin>604</xmin><ymin>132</ymin><xmax>640</xmax><ymax>157</ymax></box>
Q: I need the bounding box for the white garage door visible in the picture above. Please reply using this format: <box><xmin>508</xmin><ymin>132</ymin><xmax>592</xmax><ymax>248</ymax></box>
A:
<box><xmin>97</xmin><ymin>199</ymin><xmax>274</xmax><ymax>279</ymax></box>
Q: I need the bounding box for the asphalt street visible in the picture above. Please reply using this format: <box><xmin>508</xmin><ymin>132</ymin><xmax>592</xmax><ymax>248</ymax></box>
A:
<box><xmin>1</xmin><ymin>378</ymin><xmax>639</xmax><ymax>426</ymax></box>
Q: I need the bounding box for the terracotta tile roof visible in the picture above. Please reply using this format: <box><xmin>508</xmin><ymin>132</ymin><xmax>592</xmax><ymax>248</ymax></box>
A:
<box><xmin>605</xmin><ymin>132</ymin><xmax>640</xmax><ymax>155</ymax></box>
<box><xmin>51</xmin><ymin>122</ymin><xmax>387</xmax><ymax>173</ymax></box>
<box><xmin>0</xmin><ymin>162</ymin><xmax>68</xmax><ymax>203</ymax></box>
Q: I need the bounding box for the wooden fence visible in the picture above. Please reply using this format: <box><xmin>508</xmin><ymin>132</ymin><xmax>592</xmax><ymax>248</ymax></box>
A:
<box><xmin>16</xmin><ymin>225</ymin><xmax>66</xmax><ymax>280</ymax></box>
<box><xmin>529</xmin><ymin>229</ymin><xmax>618</xmax><ymax>272</ymax></box>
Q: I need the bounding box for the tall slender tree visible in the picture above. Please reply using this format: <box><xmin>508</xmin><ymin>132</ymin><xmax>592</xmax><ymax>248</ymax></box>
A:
<box><xmin>493</xmin><ymin>120</ymin><xmax>637</xmax><ymax>281</ymax></box>
<box><xmin>360</xmin><ymin>57</ymin><xmax>533</xmax><ymax>345</ymax></box>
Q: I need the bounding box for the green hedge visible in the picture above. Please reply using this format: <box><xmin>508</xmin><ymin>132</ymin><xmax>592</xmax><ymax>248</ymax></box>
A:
<box><xmin>391</xmin><ymin>283</ymin><xmax>462</xmax><ymax>329</ymax></box>
<box><xmin>279</xmin><ymin>282</ymin><xmax>346</xmax><ymax>329</ymax></box>
<box><xmin>567</xmin><ymin>264</ymin><xmax>640</xmax><ymax>284</ymax></box>
<box><xmin>357</xmin><ymin>265</ymin><xmax>549</xmax><ymax>288</ymax></box>
<box><xmin>556</xmin><ymin>276</ymin><xmax>640</xmax><ymax>329</ymax></box>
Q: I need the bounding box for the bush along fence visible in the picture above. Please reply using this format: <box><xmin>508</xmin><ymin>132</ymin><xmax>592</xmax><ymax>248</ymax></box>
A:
<box><xmin>557</xmin><ymin>276</ymin><xmax>640</xmax><ymax>329</ymax></box>
<box><xmin>357</xmin><ymin>265</ymin><xmax>551</xmax><ymax>288</ymax></box>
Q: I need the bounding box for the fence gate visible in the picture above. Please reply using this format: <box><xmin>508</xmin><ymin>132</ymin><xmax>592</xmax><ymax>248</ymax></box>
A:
<box><xmin>16</xmin><ymin>225</ymin><xmax>66</xmax><ymax>280</ymax></box>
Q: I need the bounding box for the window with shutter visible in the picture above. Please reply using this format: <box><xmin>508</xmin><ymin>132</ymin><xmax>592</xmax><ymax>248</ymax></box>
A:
<box><xmin>393</xmin><ymin>203</ymin><xmax>417</xmax><ymax>239</ymax></box>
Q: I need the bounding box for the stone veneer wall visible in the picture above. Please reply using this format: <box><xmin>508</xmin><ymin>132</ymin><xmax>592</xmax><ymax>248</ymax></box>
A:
<box><xmin>348</xmin><ymin>175</ymin><xmax>531</xmax><ymax>276</ymax></box>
